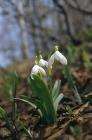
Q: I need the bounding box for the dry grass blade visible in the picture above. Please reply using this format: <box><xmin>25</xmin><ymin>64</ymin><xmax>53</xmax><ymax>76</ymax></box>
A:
<box><xmin>43</xmin><ymin>120</ymin><xmax>71</xmax><ymax>140</ymax></box>
<box><xmin>84</xmin><ymin>92</ymin><xmax>92</xmax><ymax>98</ymax></box>
<box><xmin>72</xmin><ymin>102</ymin><xmax>89</xmax><ymax>115</ymax></box>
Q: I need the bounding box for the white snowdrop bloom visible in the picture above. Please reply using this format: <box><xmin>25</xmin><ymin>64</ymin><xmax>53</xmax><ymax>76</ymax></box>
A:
<box><xmin>31</xmin><ymin>65</ymin><xmax>46</xmax><ymax>79</ymax></box>
<box><xmin>39</xmin><ymin>59</ymin><xmax>48</xmax><ymax>68</ymax></box>
<box><xmin>48</xmin><ymin>46</ymin><xmax>67</xmax><ymax>68</ymax></box>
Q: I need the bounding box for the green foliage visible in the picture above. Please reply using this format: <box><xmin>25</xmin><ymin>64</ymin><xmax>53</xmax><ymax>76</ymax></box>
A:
<box><xmin>18</xmin><ymin>75</ymin><xmax>63</xmax><ymax>125</ymax></box>
<box><xmin>62</xmin><ymin>45</ymin><xmax>82</xmax><ymax>104</ymax></box>
<box><xmin>0</xmin><ymin>106</ymin><xmax>9</xmax><ymax>126</ymax></box>
<box><xmin>0</xmin><ymin>106</ymin><xmax>14</xmax><ymax>134</ymax></box>
<box><xmin>52</xmin><ymin>80</ymin><xmax>61</xmax><ymax>101</ymax></box>
<box><xmin>3</xmin><ymin>72</ymin><xmax>19</xmax><ymax>99</ymax></box>
<box><xmin>3</xmin><ymin>72</ymin><xmax>20</xmax><ymax>123</ymax></box>
<box><xmin>18</xmin><ymin>119</ymin><xmax>33</xmax><ymax>139</ymax></box>
<box><xmin>63</xmin><ymin>65</ymin><xmax>82</xmax><ymax>104</ymax></box>
<box><xmin>82</xmin><ymin>49</ymin><xmax>92</xmax><ymax>70</ymax></box>
<box><xmin>65</xmin><ymin>105</ymin><xmax>73</xmax><ymax>114</ymax></box>
<box><xmin>67</xmin><ymin>45</ymin><xmax>76</xmax><ymax>64</ymax></box>
<box><xmin>1</xmin><ymin>71</ymin><xmax>20</xmax><ymax>137</ymax></box>
<box><xmin>70</xmin><ymin>125</ymin><xmax>81</xmax><ymax>136</ymax></box>
<box><xmin>1</xmin><ymin>46</ymin><xmax>84</xmax><ymax>127</ymax></box>
<box><xmin>28</xmin><ymin>75</ymin><xmax>61</xmax><ymax>124</ymax></box>
<box><xmin>85</xmin><ymin>26</ymin><xmax>92</xmax><ymax>41</ymax></box>
<box><xmin>16</xmin><ymin>97</ymin><xmax>37</xmax><ymax>109</ymax></box>
<box><xmin>23</xmin><ymin>127</ymin><xmax>33</xmax><ymax>139</ymax></box>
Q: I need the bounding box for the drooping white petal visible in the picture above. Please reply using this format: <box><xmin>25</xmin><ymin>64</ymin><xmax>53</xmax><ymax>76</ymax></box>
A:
<box><xmin>48</xmin><ymin>54</ymin><xmax>55</xmax><ymax>68</ymax></box>
<box><xmin>31</xmin><ymin>65</ymin><xmax>39</xmax><ymax>74</ymax></box>
<box><xmin>48</xmin><ymin>50</ymin><xmax>67</xmax><ymax>68</ymax></box>
<box><xmin>39</xmin><ymin>59</ymin><xmax>48</xmax><ymax>68</ymax></box>
<box><xmin>55</xmin><ymin>51</ymin><xmax>67</xmax><ymax>65</ymax></box>
<box><xmin>38</xmin><ymin>66</ymin><xmax>46</xmax><ymax>76</ymax></box>
<box><xmin>31</xmin><ymin>65</ymin><xmax>46</xmax><ymax>79</ymax></box>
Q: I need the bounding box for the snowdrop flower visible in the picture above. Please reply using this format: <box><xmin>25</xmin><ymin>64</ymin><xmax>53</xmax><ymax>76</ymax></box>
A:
<box><xmin>31</xmin><ymin>63</ymin><xmax>46</xmax><ymax>79</ymax></box>
<box><xmin>39</xmin><ymin>55</ymin><xmax>48</xmax><ymax>68</ymax></box>
<box><xmin>48</xmin><ymin>46</ymin><xmax>67</xmax><ymax>68</ymax></box>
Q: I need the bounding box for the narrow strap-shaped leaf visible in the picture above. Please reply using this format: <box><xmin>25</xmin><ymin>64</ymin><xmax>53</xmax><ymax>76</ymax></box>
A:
<box><xmin>54</xmin><ymin>93</ymin><xmax>64</xmax><ymax>112</ymax></box>
<box><xmin>52</xmin><ymin>80</ymin><xmax>61</xmax><ymax>101</ymax></box>
<box><xmin>29</xmin><ymin>75</ymin><xmax>56</xmax><ymax>119</ymax></box>
<box><xmin>35</xmin><ymin>100</ymin><xmax>51</xmax><ymax>123</ymax></box>
<box><xmin>23</xmin><ymin>127</ymin><xmax>33</xmax><ymax>139</ymax></box>
<box><xmin>20</xmin><ymin>95</ymin><xmax>49</xmax><ymax>122</ymax></box>
<box><xmin>28</xmin><ymin>75</ymin><xmax>56</xmax><ymax>124</ymax></box>
<box><xmin>0</xmin><ymin>106</ymin><xmax>9</xmax><ymax>126</ymax></box>
<box><xmin>63</xmin><ymin>65</ymin><xmax>82</xmax><ymax>104</ymax></box>
<box><xmin>15</xmin><ymin>98</ymin><xmax>37</xmax><ymax>109</ymax></box>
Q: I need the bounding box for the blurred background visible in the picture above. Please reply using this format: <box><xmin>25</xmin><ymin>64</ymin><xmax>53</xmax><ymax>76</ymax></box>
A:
<box><xmin>0</xmin><ymin>0</ymin><xmax>92</xmax><ymax>67</ymax></box>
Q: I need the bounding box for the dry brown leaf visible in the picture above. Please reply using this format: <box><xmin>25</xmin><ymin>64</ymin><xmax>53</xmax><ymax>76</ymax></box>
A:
<box><xmin>60</xmin><ymin>134</ymin><xmax>75</xmax><ymax>140</ymax></box>
<box><xmin>84</xmin><ymin>92</ymin><xmax>92</xmax><ymax>98</ymax></box>
<box><xmin>72</xmin><ymin>102</ymin><xmax>89</xmax><ymax>115</ymax></box>
<box><xmin>84</xmin><ymin>135</ymin><xmax>92</xmax><ymax>140</ymax></box>
<box><xmin>72</xmin><ymin>68</ymin><xmax>88</xmax><ymax>84</ymax></box>
<box><xmin>44</xmin><ymin>120</ymin><xmax>71</xmax><ymax>140</ymax></box>
<box><xmin>0</xmin><ymin>127</ymin><xmax>10</xmax><ymax>137</ymax></box>
<box><xmin>20</xmin><ymin>135</ymin><xmax>29</xmax><ymax>140</ymax></box>
<box><xmin>42</xmin><ymin>125</ymin><xmax>57</xmax><ymax>138</ymax></box>
<box><xmin>76</xmin><ymin>116</ymin><xmax>85</xmax><ymax>124</ymax></box>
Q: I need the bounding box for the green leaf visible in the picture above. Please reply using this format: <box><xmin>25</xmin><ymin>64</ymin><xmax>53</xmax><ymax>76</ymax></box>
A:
<box><xmin>54</xmin><ymin>93</ymin><xmax>64</xmax><ymax>112</ymax></box>
<box><xmin>10</xmin><ymin>72</ymin><xmax>19</xmax><ymax>123</ymax></box>
<box><xmin>28</xmin><ymin>75</ymin><xmax>56</xmax><ymax>124</ymax></box>
<box><xmin>3</xmin><ymin>72</ymin><xmax>19</xmax><ymax>100</ymax></box>
<box><xmin>52</xmin><ymin>80</ymin><xmax>61</xmax><ymax>101</ymax></box>
<box><xmin>23</xmin><ymin>127</ymin><xmax>33</xmax><ymax>139</ymax></box>
<box><xmin>0</xmin><ymin>106</ymin><xmax>9</xmax><ymax>126</ymax></box>
<box><xmin>63</xmin><ymin>65</ymin><xmax>82</xmax><ymax>104</ymax></box>
<box><xmin>20</xmin><ymin>95</ymin><xmax>49</xmax><ymax>122</ymax></box>
<box><xmin>18</xmin><ymin>119</ymin><xmax>33</xmax><ymax>139</ymax></box>
<box><xmin>10</xmin><ymin>72</ymin><xmax>19</xmax><ymax>99</ymax></box>
<box><xmin>17</xmin><ymin>96</ymin><xmax>48</xmax><ymax>121</ymax></box>
<box><xmin>70</xmin><ymin>125</ymin><xmax>81</xmax><ymax>136</ymax></box>
<box><xmin>15</xmin><ymin>97</ymin><xmax>37</xmax><ymax>109</ymax></box>
<box><xmin>82</xmin><ymin>50</ymin><xmax>92</xmax><ymax>70</ymax></box>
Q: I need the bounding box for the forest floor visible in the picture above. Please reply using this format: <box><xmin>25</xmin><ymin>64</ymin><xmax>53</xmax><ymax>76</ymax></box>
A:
<box><xmin>0</xmin><ymin>44</ymin><xmax>92</xmax><ymax>140</ymax></box>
